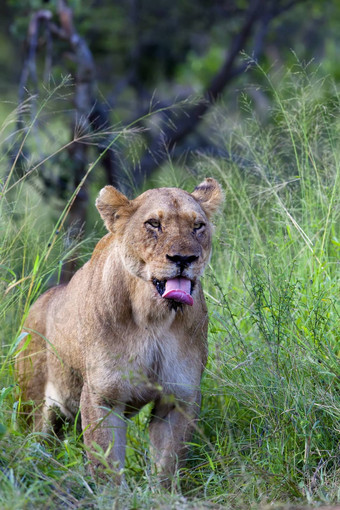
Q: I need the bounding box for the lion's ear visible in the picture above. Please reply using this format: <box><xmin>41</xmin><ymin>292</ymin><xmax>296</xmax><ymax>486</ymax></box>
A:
<box><xmin>191</xmin><ymin>178</ymin><xmax>224</xmax><ymax>218</ymax></box>
<box><xmin>96</xmin><ymin>186</ymin><xmax>130</xmax><ymax>231</ymax></box>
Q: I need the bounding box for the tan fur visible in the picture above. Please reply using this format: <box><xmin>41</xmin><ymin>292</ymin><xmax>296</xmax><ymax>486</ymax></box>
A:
<box><xmin>16</xmin><ymin>178</ymin><xmax>223</xmax><ymax>484</ymax></box>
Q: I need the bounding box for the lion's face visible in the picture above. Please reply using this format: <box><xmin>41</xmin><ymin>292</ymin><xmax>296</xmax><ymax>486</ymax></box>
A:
<box><xmin>96</xmin><ymin>178</ymin><xmax>223</xmax><ymax>308</ymax></box>
<box><xmin>123</xmin><ymin>188</ymin><xmax>213</xmax><ymax>306</ymax></box>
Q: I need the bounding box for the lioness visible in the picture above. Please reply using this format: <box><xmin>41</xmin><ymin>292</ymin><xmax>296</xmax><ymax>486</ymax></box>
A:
<box><xmin>16</xmin><ymin>178</ymin><xmax>223</xmax><ymax>483</ymax></box>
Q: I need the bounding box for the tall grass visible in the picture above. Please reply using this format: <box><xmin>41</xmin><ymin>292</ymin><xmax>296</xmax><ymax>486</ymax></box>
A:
<box><xmin>0</xmin><ymin>66</ymin><xmax>339</xmax><ymax>509</ymax></box>
<box><xmin>193</xmin><ymin>66</ymin><xmax>340</xmax><ymax>507</ymax></box>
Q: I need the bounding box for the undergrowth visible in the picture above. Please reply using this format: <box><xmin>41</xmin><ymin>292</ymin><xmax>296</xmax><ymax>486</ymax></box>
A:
<box><xmin>0</xmin><ymin>65</ymin><xmax>339</xmax><ymax>509</ymax></box>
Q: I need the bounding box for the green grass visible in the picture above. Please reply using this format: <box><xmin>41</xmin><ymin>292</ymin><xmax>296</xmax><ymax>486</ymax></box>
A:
<box><xmin>0</xmin><ymin>66</ymin><xmax>339</xmax><ymax>508</ymax></box>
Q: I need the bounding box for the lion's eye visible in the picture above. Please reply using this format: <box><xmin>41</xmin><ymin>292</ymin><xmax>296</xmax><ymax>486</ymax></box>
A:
<box><xmin>193</xmin><ymin>222</ymin><xmax>205</xmax><ymax>231</ymax></box>
<box><xmin>146</xmin><ymin>219</ymin><xmax>161</xmax><ymax>229</ymax></box>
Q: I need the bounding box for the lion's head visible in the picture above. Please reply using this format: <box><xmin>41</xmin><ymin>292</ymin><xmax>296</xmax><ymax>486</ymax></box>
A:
<box><xmin>96</xmin><ymin>178</ymin><xmax>223</xmax><ymax>308</ymax></box>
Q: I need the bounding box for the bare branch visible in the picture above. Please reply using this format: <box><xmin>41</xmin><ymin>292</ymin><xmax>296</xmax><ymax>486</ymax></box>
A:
<box><xmin>133</xmin><ymin>0</ymin><xmax>306</xmax><ymax>187</ymax></box>
<box><xmin>133</xmin><ymin>0</ymin><xmax>265</xmax><ymax>186</ymax></box>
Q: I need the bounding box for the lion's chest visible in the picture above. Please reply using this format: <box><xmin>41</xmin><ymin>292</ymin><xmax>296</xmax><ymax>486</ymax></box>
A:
<box><xmin>125</xmin><ymin>326</ymin><xmax>200</xmax><ymax>405</ymax></box>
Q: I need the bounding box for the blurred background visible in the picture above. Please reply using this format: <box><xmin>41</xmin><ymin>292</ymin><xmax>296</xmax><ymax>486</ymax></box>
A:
<box><xmin>1</xmin><ymin>1</ymin><xmax>339</xmax><ymax>212</ymax></box>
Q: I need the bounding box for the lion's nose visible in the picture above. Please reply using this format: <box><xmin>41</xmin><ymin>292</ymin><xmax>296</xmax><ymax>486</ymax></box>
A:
<box><xmin>166</xmin><ymin>254</ymin><xmax>198</xmax><ymax>271</ymax></box>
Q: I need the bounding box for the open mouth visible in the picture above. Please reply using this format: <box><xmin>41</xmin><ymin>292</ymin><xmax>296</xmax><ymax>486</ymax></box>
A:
<box><xmin>152</xmin><ymin>277</ymin><xmax>194</xmax><ymax>306</ymax></box>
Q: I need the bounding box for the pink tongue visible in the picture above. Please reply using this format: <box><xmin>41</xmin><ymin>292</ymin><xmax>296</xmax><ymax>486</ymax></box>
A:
<box><xmin>162</xmin><ymin>277</ymin><xmax>193</xmax><ymax>306</ymax></box>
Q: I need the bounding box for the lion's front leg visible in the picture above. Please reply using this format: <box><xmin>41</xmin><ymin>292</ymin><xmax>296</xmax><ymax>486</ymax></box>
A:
<box><xmin>80</xmin><ymin>383</ymin><xmax>127</xmax><ymax>483</ymax></box>
<box><xmin>149</xmin><ymin>392</ymin><xmax>201</xmax><ymax>484</ymax></box>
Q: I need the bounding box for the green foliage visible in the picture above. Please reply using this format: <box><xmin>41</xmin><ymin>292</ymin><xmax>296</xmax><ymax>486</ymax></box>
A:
<box><xmin>5</xmin><ymin>0</ymin><xmax>340</xmax><ymax>101</ymax></box>
<box><xmin>0</xmin><ymin>66</ymin><xmax>339</xmax><ymax>508</ymax></box>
